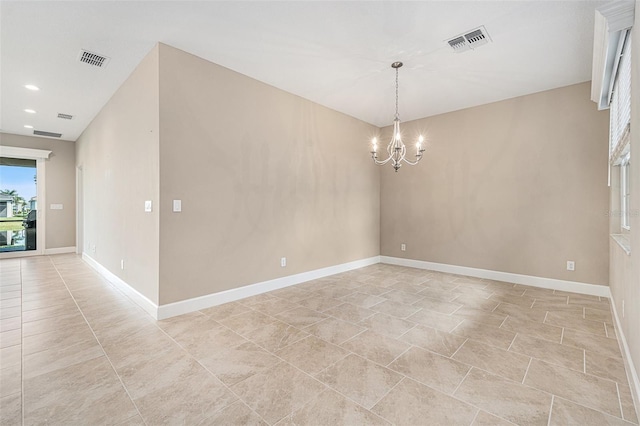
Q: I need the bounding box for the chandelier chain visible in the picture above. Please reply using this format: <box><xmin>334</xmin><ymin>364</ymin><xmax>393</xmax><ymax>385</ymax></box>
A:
<box><xmin>395</xmin><ymin>67</ymin><xmax>399</xmax><ymax>119</ymax></box>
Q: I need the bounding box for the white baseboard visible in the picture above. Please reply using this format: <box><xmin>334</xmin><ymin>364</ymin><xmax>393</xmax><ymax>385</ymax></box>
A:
<box><xmin>611</xmin><ymin>299</ymin><xmax>640</xmax><ymax>422</ymax></box>
<box><xmin>156</xmin><ymin>256</ymin><xmax>381</xmax><ymax>320</ymax></box>
<box><xmin>380</xmin><ymin>256</ymin><xmax>611</xmax><ymax>297</ymax></box>
<box><xmin>44</xmin><ymin>246</ymin><xmax>76</xmax><ymax>255</ymax></box>
<box><xmin>82</xmin><ymin>253</ymin><xmax>159</xmax><ymax>319</ymax></box>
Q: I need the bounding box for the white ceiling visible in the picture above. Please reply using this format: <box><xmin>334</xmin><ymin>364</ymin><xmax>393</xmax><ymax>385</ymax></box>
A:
<box><xmin>1</xmin><ymin>1</ymin><xmax>605</xmax><ymax>142</ymax></box>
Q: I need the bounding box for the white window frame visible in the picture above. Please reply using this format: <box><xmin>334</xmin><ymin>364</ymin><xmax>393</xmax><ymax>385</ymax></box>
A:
<box><xmin>621</xmin><ymin>153</ymin><xmax>631</xmax><ymax>230</ymax></box>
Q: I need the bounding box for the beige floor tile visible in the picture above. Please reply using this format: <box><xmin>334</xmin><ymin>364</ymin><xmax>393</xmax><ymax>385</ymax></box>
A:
<box><xmin>0</xmin><ymin>291</ymin><xmax>20</xmax><ymax>301</ymax></box>
<box><xmin>312</xmin><ymin>286</ymin><xmax>354</xmax><ymax>300</ymax></box>
<box><xmin>296</xmin><ymin>294</ymin><xmax>344</xmax><ymax>312</ymax></box>
<box><xmin>236</xmin><ymin>293</ymin><xmax>277</xmax><ymax>307</ymax></box>
<box><xmin>199</xmin><ymin>401</ymin><xmax>267</xmax><ymax>426</ymax></box>
<box><xmin>280</xmin><ymin>389</ymin><xmax>389</xmax><ymax>425</ymax></box>
<box><xmin>199</xmin><ymin>301</ymin><xmax>252</xmax><ymax>320</ymax></box>
<box><xmin>585</xmin><ymin>351</ymin><xmax>628</xmax><ymax>383</ymax></box>
<box><xmin>21</xmin><ymin>294</ymin><xmax>76</xmax><ymax>312</ymax></box>
<box><xmin>250</xmin><ymin>298</ymin><xmax>297</xmax><ymax>316</ymax></box>
<box><xmin>199</xmin><ymin>341</ymin><xmax>280</xmax><ymax>385</ymax></box>
<box><xmin>219</xmin><ymin>310</ymin><xmax>277</xmax><ymax>336</ymax></box>
<box><xmin>549</xmin><ymin>397</ymin><xmax>633</xmax><ymax>426</ymax></box>
<box><xmin>339</xmin><ymin>292</ymin><xmax>386</xmax><ymax>308</ymax></box>
<box><xmin>452</xmin><ymin>319</ymin><xmax>516</xmax><ymax>350</ymax></box>
<box><xmin>271</xmin><ymin>286</ymin><xmax>313</xmax><ymax>302</ymax></box>
<box><xmin>407</xmin><ymin>308</ymin><xmax>463</xmax><ymax>332</ymax></box>
<box><xmin>567</xmin><ymin>295</ymin><xmax>610</xmax><ymax>311</ymax></box>
<box><xmin>451</xmin><ymin>286</ymin><xmax>495</xmax><ymax>299</ymax></box>
<box><xmin>493</xmin><ymin>302</ymin><xmax>547</xmax><ymax>323</ymax></box>
<box><xmin>117</xmin><ymin>414</ymin><xmax>146</xmax><ymax>425</ymax></box>
<box><xmin>0</xmin><ymin>392</ymin><xmax>21</xmax><ymax>425</ymax></box>
<box><xmin>231</xmin><ymin>362</ymin><xmax>326</xmax><ymax>425</ymax></box>
<box><xmin>618</xmin><ymin>382</ymin><xmax>639</xmax><ymax>424</ymax></box>
<box><xmin>276</xmin><ymin>335</ymin><xmax>349</xmax><ymax>375</ymax></box>
<box><xmin>585</xmin><ymin>307</ymin><xmax>614</xmax><ymax>323</ymax></box>
<box><xmin>0</xmin><ymin>329</ymin><xmax>21</xmax><ymax>349</ymax></box>
<box><xmin>0</xmin><ymin>345</ymin><xmax>21</xmax><ymax>370</ymax></box>
<box><xmin>453</xmin><ymin>339</ymin><xmax>531</xmax><ymax>382</ymax></box>
<box><xmin>450</xmin><ymin>293</ymin><xmax>499</xmax><ymax>311</ymax></box>
<box><xmin>23</xmin><ymin>357</ymin><xmax>137</xmax><ymax>425</ymax></box>
<box><xmin>472</xmin><ymin>410</ymin><xmax>514</xmax><ymax>425</ymax></box>
<box><xmin>510</xmin><ymin>333</ymin><xmax>584</xmax><ymax>371</ymax></box>
<box><xmin>522</xmin><ymin>287</ymin><xmax>562</xmax><ymax>298</ymax></box>
<box><xmin>390</xmin><ymin>346</ymin><xmax>471</xmax><ymax>394</ymax></box>
<box><xmin>101</xmin><ymin>325</ymin><xmax>184</xmax><ymax>369</ymax></box>
<box><xmin>372</xmin><ymin>377</ymin><xmax>477</xmax><ymax>425</ymax></box>
<box><xmin>524</xmin><ymin>359</ymin><xmax>620</xmax><ymax>417</ymax></box>
<box><xmin>0</xmin><ymin>298</ymin><xmax>21</xmax><ymax>310</ymax></box>
<box><xmin>411</xmin><ymin>297</ymin><xmax>461</xmax><ymax>315</ymax></box>
<box><xmin>23</xmin><ymin>339</ymin><xmax>104</xmax><ymax>380</ymax></box>
<box><xmin>324</xmin><ymin>303</ymin><xmax>376</xmax><ymax>323</ymax></box>
<box><xmin>380</xmin><ymin>289</ymin><xmax>425</xmax><ymax>305</ymax></box>
<box><xmin>562</xmin><ymin>328</ymin><xmax>622</xmax><ymax>359</ymax></box>
<box><xmin>452</xmin><ymin>305</ymin><xmax>507</xmax><ymax>327</ymax></box>
<box><xmin>354</xmin><ymin>283</ymin><xmax>392</xmax><ymax>296</ymax></box>
<box><xmin>21</xmin><ymin>303</ymin><xmax>79</xmax><ymax>323</ymax></box>
<box><xmin>0</xmin><ymin>365</ymin><xmax>21</xmax><ymax>397</ymax></box>
<box><xmin>545</xmin><ymin>312</ymin><xmax>606</xmax><ymax>337</ymax></box>
<box><xmin>0</xmin><ymin>285</ymin><xmax>21</xmax><ymax>294</ymax></box>
<box><xmin>455</xmin><ymin>368</ymin><xmax>551</xmax><ymax>425</ymax></box>
<box><xmin>23</xmin><ymin>322</ymin><xmax>96</xmax><ymax>355</ymax></box>
<box><xmin>389</xmin><ymin>281</ymin><xmax>425</xmax><ymax>294</ymax></box>
<box><xmin>133</xmin><ymin>364</ymin><xmax>237</xmax><ymax>425</ymax></box>
<box><xmin>358</xmin><ymin>312</ymin><xmax>414</xmax><ymax>338</ymax></box>
<box><xmin>534</xmin><ymin>302</ymin><xmax>585</xmax><ymax>316</ymax></box>
<box><xmin>341</xmin><ymin>330</ymin><xmax>410</xmax><ymax>365</ymax></box>
<box><xmin>303</xmin><ymin>317</ymin><xmax>364</xmax><ymax>345</ymax></box>
<box><xmin>490</xmin><ymin>294</ymin><xmax>535</xmax><ymax>308</ymax></box>
<box><xmin>399</xmin><ymin>324</ymin><xmax>466</xmax><ymax>356</ymax></box>
<box><xmin>275</xmin><ymin>306</ymin><xmax>328</xmax><ymax>328</ymax></box>
<box><xmin>0</xmin><ymin>306</ymin><xmax>20</xmax><ymax>320</ymax></box>
<box><xmin>500</xmin><ymin>315</ymin><xmax>563</xmax><ymax>343</ymax></box>
<box><xmin>606</xmin><ymin>323</ymin><xmax>618</xmax><ymax>340</ymax></box>
<box><xmin>316</xmin><ymin>354</ymin><xmax>402</xmax><ymax>409</ymax></box>
<box><xmin>244</xmin><ymin>320</ymin><xmax>309</xmax><ymax>351</ymax></box>
<box><xmin>417</xmin><ymin>287</ymin><xmax>458</xmax><ymax>302</ymax></box>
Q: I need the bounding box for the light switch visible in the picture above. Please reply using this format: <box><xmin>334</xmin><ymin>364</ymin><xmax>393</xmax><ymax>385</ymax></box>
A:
<box><xmin>144</xmin><ymin>200</ymin><xmax>152</xmax><ymax>212</ymax></box>
<box><xmin>173</xmin><ymin>200</ymin><xmax>182</xmax><ymax>212</ymax></box>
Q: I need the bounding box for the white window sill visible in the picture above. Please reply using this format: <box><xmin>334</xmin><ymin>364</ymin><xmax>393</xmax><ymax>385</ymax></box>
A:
<box><xmin>611</xmin><ymin>234</ymin><xmax>631</xmax><ymax>255</ymax></box>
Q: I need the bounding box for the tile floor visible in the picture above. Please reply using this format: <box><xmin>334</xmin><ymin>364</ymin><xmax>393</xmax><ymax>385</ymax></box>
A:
<box><xmin>0</xmin><ymin>254</ymin><xmax>638</xmax><ymax>425</ymax></box>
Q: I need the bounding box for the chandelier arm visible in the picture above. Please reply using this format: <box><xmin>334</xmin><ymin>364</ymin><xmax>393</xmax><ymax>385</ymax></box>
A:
<box><xmin>402</xmin><ymin>155</ymin><xmax>424</xmax><ymax>166</ymax></box>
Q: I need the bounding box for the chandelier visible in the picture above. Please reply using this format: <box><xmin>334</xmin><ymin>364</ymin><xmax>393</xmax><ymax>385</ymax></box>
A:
<box><xmin>370</xmin><ymin>62</ymin><xmax>425</xmax><ymax>172</ymax></box>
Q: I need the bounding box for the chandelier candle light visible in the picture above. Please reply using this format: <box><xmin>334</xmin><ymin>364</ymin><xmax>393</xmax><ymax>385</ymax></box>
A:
<box><xmin>370</xmin><ymin>62</ymin><xmax>426</xmax><ymax>172</ymax></box>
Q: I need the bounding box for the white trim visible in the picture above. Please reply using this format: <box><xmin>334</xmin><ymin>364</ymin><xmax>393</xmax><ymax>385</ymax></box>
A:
<box><xmin>0</xmin><ymin>251</ymin><xmax>42</xmax><ymax>259</ymax></box>
<box><xmin>156</xmin><ymin>256</ymin><xmax>381</xmax><ymax>320</ymax></box>
<box><xmin>82</xmin><ymin>253</ymin><xmax>159</xmax><ymax>319</ymax></box>
<box><xmin>611</xmin><ymin>298</ymin><xmax>640</xmax><ymax>421</ymax></box>
<box><xmin>44</xmin><ymin>246</ymin><xmax>76</xmax><ymax>255</ymax></box>
<box><xmin>380</xmin><ymin>256</ymin><xmax>610</xmax><ymax>297</ymax></box>
<box><xmin>0</xmin><ymin>146</ymin><xmax>51</xmax><ymax>160</ymax></box>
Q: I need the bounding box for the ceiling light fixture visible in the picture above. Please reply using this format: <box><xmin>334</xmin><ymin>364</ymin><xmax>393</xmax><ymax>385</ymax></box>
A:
<box><xmin>24</xmin><ymin>84</ymin><xmax>40</xmax><ymax>91</ymax></box>
<box><xmin>24</xmin><ymin>125</ymin><xmax>33</xmax><ymax>129</ymax></box>
<box><xmin>370</xmin><ymin>62</ymin><xmax>425</xmax><ymax>172</ymax></box>
<box><xmin>24</xmin><ymin>109</ymin><xmax>36</xmax><ymax>114</ymax></box>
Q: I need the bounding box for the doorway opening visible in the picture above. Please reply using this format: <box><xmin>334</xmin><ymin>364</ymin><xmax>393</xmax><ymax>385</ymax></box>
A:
<box><xmin>0</xmin><ymin>157</ymin><xmax>38</xmax><ymax>253</ymax></box>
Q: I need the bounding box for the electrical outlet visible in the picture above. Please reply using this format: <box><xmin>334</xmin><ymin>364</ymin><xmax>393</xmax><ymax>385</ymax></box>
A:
<box><xmin>91</xmin><ymin>244</ymin><xmax>96</xmax><ymax>253</ymax></box>
<box><xmin>281</xmin><ymin>257</ymin><xmax>287</xmax><ymax>267</ymax></box>
<box><xmin>566</xmin><ymin>261</ymin><xmax>575</xmax><ymax>271</ymax></box>
<box><xmin>144</xmin><ymin>200</ymin><xmax>152</xmax><ymax>212</ymax></box>
<box><xmin>401</xmin><ymin>243</ymin><xmax>406</xmax><ymax>251</ymax></box>
<box><xmin>120</xmin><ymin>259</ymin><xmax>124</xmax><ymax>270</ymax></box>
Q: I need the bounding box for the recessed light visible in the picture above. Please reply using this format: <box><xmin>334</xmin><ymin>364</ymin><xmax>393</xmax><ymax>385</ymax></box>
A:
<box><xmin>24</xmin><ymin>84</ymin><xmax>40</xmax><ymax>91</ymax></box>
<box><xmin>24</xmin><ymin>109</ymin><xmax>36</xmax><ymax>114</ymax></box>
<box><xmin>24</xmin><ymin>125</ymin><xmax>33</xmax><ymax>129</ymax></box>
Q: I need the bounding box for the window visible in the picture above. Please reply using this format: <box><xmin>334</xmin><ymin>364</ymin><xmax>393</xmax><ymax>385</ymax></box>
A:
<box><xmin>621</xmin><ymin>153</ymin><xmax>631</xmax><ymax>230</ymax></box>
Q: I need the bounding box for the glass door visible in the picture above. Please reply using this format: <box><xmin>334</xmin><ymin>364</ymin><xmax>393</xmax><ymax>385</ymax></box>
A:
<box><xmin>0</xmin><ymin>157</ymin><xmax>37</xmax><ymax>253</ymax></box>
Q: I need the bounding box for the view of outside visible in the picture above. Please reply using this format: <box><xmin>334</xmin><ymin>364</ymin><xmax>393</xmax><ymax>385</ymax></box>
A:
<box><xmin>0</xmin><ymin>158</ymin><xmax>37</xmax><ymax>252</ymax></box>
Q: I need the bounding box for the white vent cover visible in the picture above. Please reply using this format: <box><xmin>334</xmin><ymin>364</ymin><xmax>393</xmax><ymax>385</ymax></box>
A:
<box><xmin>447</xmin><ymin>26</ymin><xmax>491</xmax><ymax>53</ymax></box>
<box><xmin>78</xmin><ymin>49</ymin><xmax>110</xmax><ymax>68</ymax></box>
<box><xmin>57</xmin><ymin>113</ymin><xmax>73</xmax><ymax>120</ymax></box>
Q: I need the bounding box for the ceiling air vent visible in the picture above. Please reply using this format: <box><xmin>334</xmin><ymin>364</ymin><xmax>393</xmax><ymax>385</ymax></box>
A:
<box><xmin>446</xmin><ymin>26</ymin><xmax>491</xmax><ymax>53</ymax></box>
<box><xmin>78</xmin><ymin>49</ymin><xmax>110</xmax><ymax>68</ymax></box>
<box><xmin>33</xmin><ymin>130</ymin><xmax>62</xmax><ymax>138</ymax></box>
<box><xmin>57</xmin><ymin>113</ymin><xmax>73</xmax><ymax>120</ymax></box>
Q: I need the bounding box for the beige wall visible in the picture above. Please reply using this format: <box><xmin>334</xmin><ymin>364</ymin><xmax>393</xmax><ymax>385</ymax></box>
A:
<box><xmin>609</xmin><ymin>0</ymin><xmax>640</xmax><ymax>411</ymax></box>
<box><xmin>380</xmin><ymin>82</ymin><xmax>610</xmax><ymax>286</ymax></box>
<box><xmin>75</xmin><ymin>45</ymin><xmax>160</xmax><ymax>304</ymax></box>
<box><xmin>0</xmin><ymin>132</ymin><xmax>76</xmax><ymax>249</ymax></box>
<box><xmin>157</xmin><ymin>44</ymin><xmax>380</xmax><ymax>304</ymax></box>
